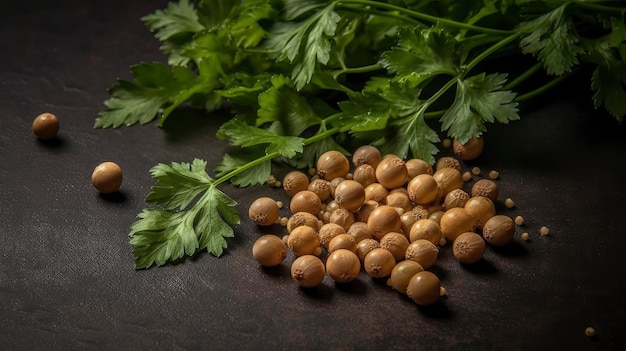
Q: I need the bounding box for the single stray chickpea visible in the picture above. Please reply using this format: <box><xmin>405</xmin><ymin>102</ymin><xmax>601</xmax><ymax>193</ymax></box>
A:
<box><xmin>32</xmin><ymin>112</ymin><xmax>60</xmax><ymax>140</ymax></box>
<box><xmin>92</xmin><ymin>162</ymin><xmax>123</xmax><ymax>193</ymax></box>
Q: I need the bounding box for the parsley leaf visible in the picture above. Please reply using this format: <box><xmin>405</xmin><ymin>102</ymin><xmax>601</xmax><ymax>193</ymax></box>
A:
<box><xmin>592</xmin><ymin>62</ymin><xmax>626</xmax><ymax>122</ymax></box>
<box><xmin>129</xmin><ymin>159</ymin><xmax>239</xmax><ymax>269</ymax></box>
<box><xmin>265</xmin><ymin>4</ymin><xmax>341</xmax><ymax>89</ymax></box>
<box><xmin>141</xmin><ymin>0</ymin><xmax>206</xmax><ymax>66</ymax></box>
<box><xmin>214</xmin><ymin>152</ymin><xmax>271</xmax><ymax>187</ymax></box>
<box><xmin>217</xmin><ymin>119</ymin><xmax>305</xmax><ymax>158</ymax></box>
<box><xmin>379</xmin><ymin>27</ymin><xmax>460</xmax><ymax>78</ymax></box>
<box><xmin>441</xmin><ymin>73</ymin><xmax>519</xmax><ymax>143</ymax></box>
<box><xmin>95</xmin><ymin>62</ymin><xmax>197</xmax><ymax>128</ymax></box>
<box><xmin>256</xmin><ymin>75</ymin><xmax>322</xmax><ymax>136</ymax></box>
<box><xmin>519</xmin><ymin>4</ymin><xmax>584</xmax><ymax>76</ymax></box>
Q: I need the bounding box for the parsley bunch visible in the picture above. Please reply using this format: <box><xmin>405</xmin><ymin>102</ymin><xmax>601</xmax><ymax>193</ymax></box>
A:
<box><xmin>96</xmin><ymin>0</ymin><xmax>626</xmax><ymax>268</ymax></box>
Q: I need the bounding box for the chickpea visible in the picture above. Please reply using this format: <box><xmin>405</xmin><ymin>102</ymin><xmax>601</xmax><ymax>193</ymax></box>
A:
<box><xmin>288</xmin><ymin>225</ymin><xmax>321</xmax><ymax>256</ymax></box>
<box><xmin>326</xmin><ymin>249</ymin><xmax>361</xmax><ymax>283</ymax></box>
<box><xmin>405</xmin><ymin>239</ymin><xmax>439</xmax><ymax>269</ymax></box>
<box><xmin>364</xmin><ymin>182</ymin><xmax>389</xmax><ymax>203</ymax></box>
<box><xmin>32</xmin><ymin>112</ymin><xmax>60</xmax><ymax>140</ymax></box>
<box><xmin>317</xmin><ymin>150</ymin><xmax>350</xmax><ymax>181</ymax></box>
<box><xmin>439</xmin><ymin>207</ymin><xmax>476</xmax><ymax>241</ymax></box>
<box><xmin>471</xmin><ymin>179</ymin><xmax>499</xmax><ymax>202</ymax></box>
<box><xmin>453</xmin><ymin>137</ymin><xmax>484</xmax><ymax>160</ymax></box>
<box><xmin>353</xmin><ymin>164</ymin><xmax>377</xmax><ymax>187</ymax></box>
<box><xmin>444</xmin><ymin>188</ymin><xmax>470</xmax><ymax>209</ymax></box>
<box><xmin>355</xmin><ymin>238</ymin><xmax>380</xmax><ymax>262</ymax></box>
<box><xmin>405</xmin><ymin>158</ymin><xmax>433</xmax><ymax>178</ymax></box>
<box><xmin>352</xmin><ymin>145</ymin><xmax>382</xmax><ymax>168</ymax></box>
<box><xmin>482</xmin><ymin>215</ymin><xmax>515</xmax><ymax>246</ymax></box>
<box><xmin>329</xmin><ymin>208</ymin><xmax>355</xmax><ymax>231</ymax></box>
<box><xmin>375</xmin><ymin>155</ymin><xmax>408</xmax><ymax>189</ymax></box>
<box><xmin>406</xmin><ymin>271</ymin><xmax>441</xmax><ymax>306</ymax></box>
<box><xmin>347</xmin><ymin>221</ymin><xmax>374</xmax><ymax>243</ymax></box>
<box><xmin>333</xmin><ymin>180</ymin><xmax>365</xmax><ymax>212</ymax></box>
<box><xmin>307</xmin><ymin>178</ymin><xmax>331</xmax><ymax>202</ymax></box>
<box><xmin>452</xmin><ymin>232</ymin><xmax>486</xmax><ymax>264</ymax></box>
<box><xmin>291</xmin><ymin>255</ymin><xmax>326</xmax><ymax>288</ymax></box>
<box><xmin>432</xmin><ymin>167</ymin><xmax>463</xmax><ymax>197</ymax></box>
<box><xmin>409</xmin><ymin>219</ymin><xmax>442</xmax><ymax>245</ymax></box>
<box><xmin>387</xmin><ymin>260</ymin><xmax>424</xmax><ymax>294</ymax></box>
<box><xmin>435</xmin><ymin>156</ymin><xmax>461</xmax><ymax>171</ymax></box>
<box><xmin>248</xmin><ymin>197</ymin><xmax>280</xmax><ymax>226</ymax></box>
<box><xmin>328</xmin><ymin>233</ymin><xmax>357</xmax><ymax>253</ymax></box>
<box><xmin>289</xmin><ymin>190</ymin><xmax>322</xmax><ymax>215</ymax></box>
<box><xmin>252</xmin><ymin>235</ymin><xmax>287</xmax><ymax>267</ymax></box>
<box><xmin>379</xmin><ymin>232</ymin><xmax>410</xmax><ymax>261</ymax></box>
<box><xmin>363</xmin><ymin>248</ymin><xmax>396</xmax><ymax>278</ymax></box>
<box><xmin>464</xmin><ymin>196</ymin><xmax>496</xmax><ymax>230</ymax></box>
<box><xmin>367</xmin><ymin>205</ymin><xmax>402</xmax><ymax>240</ymax></box>
<box><xmin>91</xmin><ymin>162</ymin><xmax>123</xmax><ymax>193</ymax></box>
<box><xmin>407</xmin><ymin>174</ymin><xmax>438</xmax><ymax>205</ymax></box>
<box><xmin>287</xmin><ymin>212</ymin><xmax>321</xmax><ymax>233</ymax></box>
<box><xmin>318</xmin><ymin>223</ymin><xmax>346</xmax><ymax>249</ymax></box>
<box><xmin>283</xmin><ymin>171</ymin><xmax>309</xmax><ymax>197</ymax></box>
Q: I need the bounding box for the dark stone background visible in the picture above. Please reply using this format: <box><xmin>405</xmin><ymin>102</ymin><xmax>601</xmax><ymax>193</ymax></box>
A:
<box><xmin>1</xmin><ymin>1</ymin><xmax>625</xmax><ymax>350</ymax></box>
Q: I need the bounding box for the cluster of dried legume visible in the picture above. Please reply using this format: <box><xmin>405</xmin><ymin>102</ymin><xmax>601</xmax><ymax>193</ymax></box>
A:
<box><xmin>250</xmin><ymin>140</ymin><xmax>546</xmax><ymax>306</ymax></box>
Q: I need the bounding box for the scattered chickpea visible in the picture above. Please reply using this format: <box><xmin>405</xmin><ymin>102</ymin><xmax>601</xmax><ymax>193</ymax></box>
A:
<box><xmin>276</xmin><ymin>201</ymin><xmax>284</xmax><ymax>209</ymax></box>
<box><xmin>462</xmin><ymin>171</ymin><xmax>472</xmax><ymax>182</ymax></box>
<box><xmin>514</xmin><ymin>215</ymin><xmax>525</xmax><ymax>226</ymax></box>
<box><xmin>439</xmin><ymin>237</ymin><xmax>447</xmax><ymax>246</ymax></box>
<box><xmin>440</xmin><ymin>286</ymin><xmax>447</xmax><ymax>296</ymax></box>
<box><xmin>488</xmin><ymin>170</ymin><xmax>500</xmax><ymax>179</ymax></box>
<box><xmin>32</xmin><ymin>112</ymin><xmax>60</xmax><ymax>140</ymax></box>
<box><xmin>520</xmin><ymin>232</ymin><xmax>529</xmax><ymax>241</ymax></box>
<box><xmin>585</xmin><ymin>327</ymin><xmax>596</xmax><ymax>337</ymax></box>
<box><xmin>280</xmin><ymin>217</ymin><xmax>289</xmax><ymax>226</ymax></box>
<box><xmin>274</xmin><ymin>181</ymin><xmax>282</xmax><ymax>188</ymax></box>
<box><xmin>346</xmin><ymin>172</ymin><xmax>354</xmax><ymax>180</ymax></box>
<box><xmin>442</xmin><ymin>138</ymin><xmax>452</xmax><ymax>148</ymax></box>
<box><xmin>267</xmin><ymin>175</ymin><xmax>277</xmax><ymax>185</ymax></box>
<box><xmin>540</xmin><ymin>226</ymin><xmax>550</xmax><ymax>236</ymax></box>
<box><xmin>308</xmin><ymin>168</ymin><xmax>317</xmax><ymax>177</ymax></box>
<box><xmin>471</xmin><ymin>167</ymin><xmax>481</xmax><ymax>176</ymax></box>
<box><xmin>504</xmin><ymin>198</ymin><xmax>515</xmax><ymax>208</ymax></box>
<box><xmin>91</xmin><ymin>162</ymin><xmax>123</xmax><ymax>193</ymax></box>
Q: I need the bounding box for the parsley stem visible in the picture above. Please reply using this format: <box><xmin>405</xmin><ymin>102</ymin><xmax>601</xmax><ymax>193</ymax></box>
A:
<box><xmin>503</xmin><ymin>62</ymin><xmax>543</xmax><ymax>90</ymax></box>
<box><xmin>573</xmin><ymin>1</ymin><xmax>626</xmax><ymax>13</ymax></box>
<box><xmin>212</xmin><ymin>125</ymin><xmax>343</xmax><ymax>187</ymax></box>
<box><xmin>332</xmin><ymin>63</ymin><xmax>383</xmax><ymax>78</ymax></box>
<box><xmin>516</xmin><ymin>72</ymin><xmax>574</xmax><ymax>102</ymax></box>
<box><xmin>336</xmin><ymin>0</ymin><xmax>514</xmax><ymax>35</ymax></box>
<box><xmin>464</xmin><ymin>33</ymin><xmax>521</xmax><ymax>73</ymax></box>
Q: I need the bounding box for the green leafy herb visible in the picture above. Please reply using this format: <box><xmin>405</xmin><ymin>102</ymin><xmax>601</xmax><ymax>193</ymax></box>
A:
<box><xmin>129</xmin><ymin>159</ymin><xmax>239</xmax><ymax>269</ymax></box>
<box><xmin>97</xmin><ymin>0</ymin><xmax>626</xmax><ymax>268</ymax></box>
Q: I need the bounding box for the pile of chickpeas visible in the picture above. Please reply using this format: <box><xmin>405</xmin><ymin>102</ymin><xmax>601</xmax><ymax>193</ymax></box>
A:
<box><xmin>250</xmin><ymin>141</ymin><xmax>534</xmax><ymax>306</ymax></box>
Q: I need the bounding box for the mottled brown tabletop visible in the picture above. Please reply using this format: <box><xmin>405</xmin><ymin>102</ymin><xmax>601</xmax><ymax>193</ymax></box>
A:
<box><xmin>1</xmin><ymin>1</ymin><xmax>625</xmax><ymax>350</ymax></box>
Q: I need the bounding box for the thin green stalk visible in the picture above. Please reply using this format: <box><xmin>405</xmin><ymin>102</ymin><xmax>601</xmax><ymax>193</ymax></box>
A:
<box><xmin>503</xmin><ymin>62</ymin><xmax>543</xmax><ymax>90</ymax></box>
<box><xmin>213</xmin><ymin>151</ymin><xmax>279</xmax><ymax>187</ymax></box>
<box><xmin>464</xmin><ymin>33</ymin><xmax>522</xmax><ymax>73</ymax></box>
<box><xmin>574</xmin><ymin>0</ymin><xmax>626</xmax><ymax>13</ymax></box>
<box><xmin>516</xmin><ymin>72</ymin><xmax>574</xmax><ymax>102</ymax></box>
<box><xmin>338</xmin><ymin>4</ymin><xmax>423</xmax><ymax>26</ymax></box>
<box><xmin>212</xmin><ymin>126</ymin><xmax>342</xmax><ymax>187</ymax></box>
<box><xmin>336</xmin><ymin>0</ymin><xmax>515</xmax><ymax>35</ymax></box>
<box><xmin>332</xmin><ymin>63</ymin><xmax>383</xmax><ymax>78</ymax></box>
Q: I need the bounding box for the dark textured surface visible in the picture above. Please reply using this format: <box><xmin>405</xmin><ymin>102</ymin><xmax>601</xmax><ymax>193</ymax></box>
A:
<box><xmin>1</xmin><ymin>1</ymin><xmax>626</xmax><ymax>350</ymax></box>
